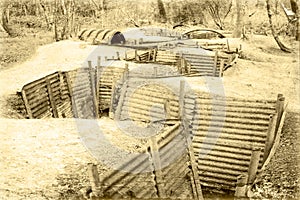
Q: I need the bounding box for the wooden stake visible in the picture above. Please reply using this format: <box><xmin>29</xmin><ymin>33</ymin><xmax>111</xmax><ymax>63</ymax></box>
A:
<box><xmin>87</xmin><ymin>163</ymin><xmax>102</xmax><ymax>197</ymax></box>
<box><xmin>89</xmin><ymin>61</ymin><xmax>98</xmax><ymax>118</ymax></box>
<box><xmin>263</xmin><ymin>114</ymin><xmax>277</xmax><ymax>162</ymax></box>
<box><xmin>179</xmin><ymin>80</ymin><xmax>185</xmax><ymax>119</ymax></box>
<box><xmin>97</xmin><ymin>56</ymin><xmax>101</xmax><ymax>68</ymax></box>
<box><xmin>227</xmin><ymin>39</ymin><xmax>230</xmax><ymax>51</ymax></box>
<box><xmin>235</xmin><ymin>174</ymin><xmax>248</xmax><ymax>198</ymax></box>
<box><xmin>276</xmin><ymin>94</ymin><xmax>285</xmax><ymax>132</ymax></box>
<box><xmin>46</xmin><ymin>78</ymin><xmax>58</xmax><ymax>118</ymax></box>
<box><xmin>116</xmin><ymin>52</ymin><xmax>120</xmax><ymax>60</ymax></box>
<box><xmin>213</xmin><ymin>51</ymin><xmax>218</xmax><ymax>76</ymax></box>
<box><xmin>149</xmin><ymin>136</ymin><xmax>165</xmax><ymax>198</ymax></box>
<box><xmin>248</xmin><ymin>147</ymin><xmax>262</xmax><ymax>184</ymax></box>
<box><xmin>219</xmin><ymin>59</ymin><xmax>225</xmax><ymax>77</ymax></box>
<box><xmin>153</xmin><ymin>49</ymin><xmax>157</xmax><ymax>62</ymax></box>
<box><xmin>65</xmin><ymin>72</ymin><xmax>77</xmax><ymax>118</ymax></box>
<box><xmin>21</xmin><ymin>89</ymin><xmax>33</xmax><ymax>119</ymax></box>
<box><xmin>109</xmin><ymin>78</ymin><xmax>117</xmax><ymax>119</ymax></box>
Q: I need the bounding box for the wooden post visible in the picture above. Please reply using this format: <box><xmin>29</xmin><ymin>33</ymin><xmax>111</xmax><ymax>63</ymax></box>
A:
<box><xmin>116</xmin><ymin>52</ymin><xmax>120</xmax><ymax>60</ymax></box>
<box><xmin>66</xmin><ymin>72</ymin><xmax>77</xmax><ymax>118</ymax></box>
<box><xmin>147</xmin><ymin>49</ymin><xmax>152</xmax><ymax>61</ymax></box>
<box><xmin>179</xmin><ymin>80</ymin><xmax>185</xmax><ymax>119</ymax></box>
<box><xmin>112</xmin><ymin>56</ymin><xmax>114</xmax><ymax>60</ymax></box>
<box><xmin>276</xmin><ymin>94</ymin><xmax>285</xmax><ymax>132</ymax></box>
<box><xmin>190</xmin><ymin>149</ymin><xmax>204</xmax><ymax>200</ymax></box>
<box><xmin>104</xmin><ymin>56</ymin><xmax>107</xmax><ymax>61</ymax></box>
<box><xmin>125</xmin><ymin>51</ymin><xmax>128</xmax><ymax>60</ymax></box>
<box><xmin>213</xmin><ymin>51</ymin><xmax>218</xmax><ymax>76</ymax></box>
<box><xmin>124</xmin><ymin>63</ymin><xmax>129</xmax><ymax>80</ymax></box>
<box><xmin>97</xmin><ymin>56</ymin><xmax>101</xmax><ymax>67</ymax></box>
<box><xmin>87</xmin><ymin>163</ymin><xmax>102</xmax><ymax>197</ymax></box>
<box><xmin>227</xmin><ymin>39</ymin><xmax>230</xmax><ymax>51</ymax></box>
<box><xmin>153</xmin><ymin>49</ymin><xmax>157</xmax><ymax>62</ymax></box>
<box><xmin>219</xmin><ymin>59</ymin><xmax>225</xmax><ymax>77</ymax></box>
<box><xmin>182</xmin><ymin>117</ymin><xmax>203</xmax><ymax>200</ymax></box>
<box><xmin>234</xmin><ymin>174</ymin><xmax>248</xmax><ymax>198</ymax></box>
<box><xmin>21</xmin><ymin>89</ymin><xmax>33</xmax><ymax>119</ymax></box>
<box><xmin>149</xmin><ymin>136</ymin><xmax>165</xmax><ymax>198</ymax></box>
<box><xmin>181</xmin><ymin>58</ymin><xmax>186</xmax><ymax>74</ymax></box>
<box><xmin>263</xmin><ymin>114</ymin><xmax>277</xmax><ymax>162</ymax></box>
<box><xmin>46</xmin><ymin>78</ymin><xmax>59</xmax><ymax>118</ymax></box>
<box><xmin>88</xmin><ymin>61</ymin><xmax>98</xmax><ymax>118</ymax></box>
<box><xmin>248</xmin><ymin>147</ymin><xmax>262</xmax><ymax>184</ymax></box>
<box><xmin>109</xmin><ymin>78</ymin><xmax>117</xmax><ymax>119</ymax></box>
<box><xmin>135</xmin><ymin>49</ymin><xmax>139</xmax><ymax>61</ymax></box>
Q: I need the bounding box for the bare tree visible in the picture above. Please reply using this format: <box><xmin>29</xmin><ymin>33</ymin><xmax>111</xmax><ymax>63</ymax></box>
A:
<box><xmin>266</xmin><ymin>0</ymin><xmax>292</xmax><ymax>52</ymax></box>
<box><xmin>1</xmin><ymin>1</ymin><xmax>18</xmax><ymax>37</ymax></box>
<box><xmin>205</xmin><ymin>0</ymin><xmax>232</xmax><ymax>30</ymax></box>
<box><xmin>233</xmin><ymin>0</ymin><xmax>243</xmax><ymax>37</ymax></box>
<box><xmin>290</xmin><ymin>0</ymin><xmax>300</xmax><ymax>41</ymax></box>
<box><xmin>157</xmin><ymin>0</ymin><xmax>167</xmax><ymax>23</ymax></box>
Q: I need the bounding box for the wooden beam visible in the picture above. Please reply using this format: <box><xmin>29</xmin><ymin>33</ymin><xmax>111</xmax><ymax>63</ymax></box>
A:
<box><xmin>87</xmin><ymin>163</ymin><xmax>102</xmax><ymax>197</ymax></box>
<box><xmin>21</xmin><ymin>89</ymin><xmax>33</xmax><ymax>119</ymax></box>
<box><xmin>248</xmin><ymin>147</ymin><xmax>262</xmax><ymax>184</ymax></box>
<box><xmin>46</xmin><ymin>78</ymin><xmax>58</xmax><ymax>118</ymax></box>
<box><xmin>89</xmin><ymin>61</ymin><xmax>98</xmax><ymax>118</ymax></box>
<box><xmin>213</xmin><ymin>51</ymin><xmax>218</xmax><ymax>76</ymax></box>
<box><xmin>219</xmin><ymin>59</ymin><xmax>225</xmax><ymax>77</ymax></box>
<box><xmin>179</xmin><ymin>80</ymin><xmax>185</xmax><ymax>119</ymax></box>
<box><xmin>66</xmin><ymin>72</ymin><xmax>78</xmax><ymax>118</ymax></box>
<box><xmin>149</xmin><ymin>136</ymin><xmax>165</xmax><ymax>198</ymax></box>
<box><xmin>234</xmin><ymin>174</ymin><xmax>248</xmax><ymax>198</ymax></box>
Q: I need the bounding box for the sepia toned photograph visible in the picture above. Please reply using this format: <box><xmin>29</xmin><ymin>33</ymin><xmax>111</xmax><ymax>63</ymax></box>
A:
<box><xmin>0</xmin><ymin>0</ymin><xmax>299</xmax><ymax>199</ymax></box>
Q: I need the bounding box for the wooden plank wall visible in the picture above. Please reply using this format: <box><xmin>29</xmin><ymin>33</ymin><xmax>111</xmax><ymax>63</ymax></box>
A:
<box><xmin>118</xmin><ymin>80</ymin><xmax>180</xmax><ymax>122</ymax></box>
<box><xmin>96</xmin><ymin>66</ymin><xmax>126</xmax><ymax>113</ymax></box>
<box><xmin>184</xmin><ymin>91</ymin><xmax>281</xmax><ymax>193</ymax></box>
<box><xmin>88</xmin><ymin>123</ymin><xmax>201</xmax><ymax>199</ymax></box>
<box><xmin>67</xmin><ymin>67</ymin><xmax>96</xmax><ymax>119</ymax></box>
<box><xmin>21</xmin><ymin>72</ymin><xmax>68</xmax><ymax>119</ymax></box>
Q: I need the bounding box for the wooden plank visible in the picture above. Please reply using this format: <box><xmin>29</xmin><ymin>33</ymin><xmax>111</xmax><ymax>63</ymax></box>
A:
<box><xmin>213</xmin><ymin>51</ymin><xmax>218</xmax><ymax>76</ymax></box>
<box><xmin>219</xmin><ymin>59</ymin><xmax>225</xmax><ymax>77</ymax></box>
<box><xmin>185</xmin><ymin>131</ymin><xmax>204</xmax><ymax>200</ymax></box>
<box><xmin>66</xmin><ymin>72</ymin><xmax>78</xmax><ymax>118</ymax></box>
<box><xmin>149</xmin><ymin>137</ymin><xmax>166</xmax><ymax>198</ymax></box>
<box><xmin>263</xmin><ymin>114</ymin><xmax>278</xmax><ymax>162</ymax></box>
<box><xmin>21</xmin><ymin>89</ymin><xmax>33</xmax><ymax>119</ymax></box>
<box><xmin>179</xmin><ymin>80</ymin><xmax>185</xmax><ymax>118</ymax></box>
<box><xmin>88</xmin><ymin>163</ymin><xmax>102</xmax><ymax>197</ymax></box>
<box><xmin>46</xmin><ymin>78</ymin><xmax>58</xmax><ymax>118</ymax></box>
<box><xmin>89</xmin><ymin>61</ymin><xmax>98</xmax><ymax>118</ymax></box>
<box><xmin>247</xmin><ymin>147</ymin><xmax>262</xmax><ymax>184</ymax></box>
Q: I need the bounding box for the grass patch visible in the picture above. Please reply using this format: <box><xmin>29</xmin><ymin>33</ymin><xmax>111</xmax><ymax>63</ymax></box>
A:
<box><xmin>0</xmin><ymin>31</ymin><xmax>54</xmax><ymax>71</ymax></box>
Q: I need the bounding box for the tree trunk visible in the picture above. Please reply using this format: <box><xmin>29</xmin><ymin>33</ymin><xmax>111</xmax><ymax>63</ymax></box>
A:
<box><xmin>157</xmin><ymin>0</ymin><xmax>167</xmax><ymax>23</ymax></box>
<box><xmin>40</xmin><ymin>1</ymin><xmax>52</xmax><ymax>30</ymax></box>
<box><xmin>297</xmin><ymin>0</ymin><xmax>300</xmax><ymax>41</ymax></box>
<box><xmin>290</xmin><ymin>0</ymin><xmax>300</xmax><ymax>41</ymax></box>
<box><xmin>233</xmin><ymin>0</ymin><xmax>244</xmax><ymax>37</ymax></box>
<box><xmin>61</xmin><ymin>0</ymin><xmax>67</xmax><ymax>15</ymax></box>
<box><xmin>266</xmin><ymin>0</ymin><xmax>292</xmax><ymax>52</ymax></box>
<box><xmin>1</xmin><ymin>3</ymin><xmax>18</xmax><ymax>37</ymax></box>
